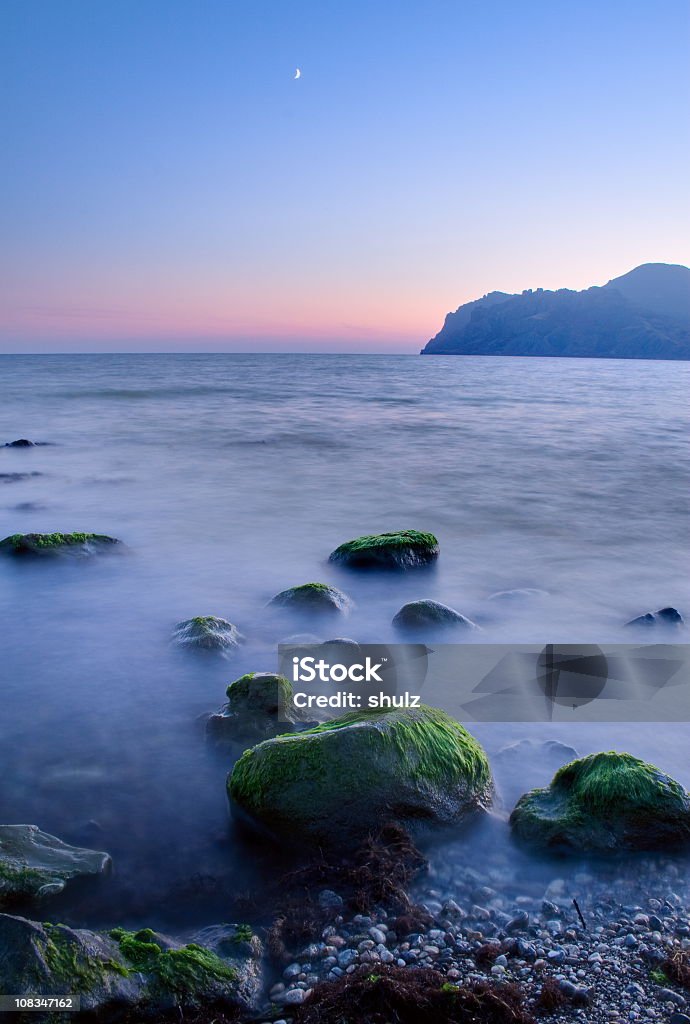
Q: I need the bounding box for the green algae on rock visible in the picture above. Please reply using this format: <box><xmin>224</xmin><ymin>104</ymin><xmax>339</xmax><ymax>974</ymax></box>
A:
<box><xmin>207</xmin><ymin>672</ymin><xmax>305</xmax><ymax>745</ymax></box>
<box><xmin>392</xmin><ymin>600</ymin><xmax>479</xmax><ymax>632</ymax></box>
<box><xmin>269</xmin><ymin>582</ymin><xmax>353</xmax><ymax>615</ymax></box>
<box><xmin>173</xmin><ymin>615</ymin><xmax>244</xmax><ymax>652</ymax></box>
<box><xmin>228</xmin><ymin>705</ymin><xmax>492</xmax><ymax>849</ymax></box>
<box><xmin>0</xmin><ymin>915</ymin><xmax>263</xmax><ymax>1018</ymax></box>
<box><xmin>510</xmin><ymin>751</ymin><xmax>690</xmax><ymax>853</ymax></box>
<box><xmin>0</xmin><ymin>532</ymin><xmax>120</xmax><ymax>556</ymax></box>
<box><xmin>0</xmin><ymin>825</ymin><xmax>111</xmax><ymax>908</ymax></box>
<box><xmin>328</xmin><ymin>530</ymin><xmax>439</xmax><ymax>571</ymax></box>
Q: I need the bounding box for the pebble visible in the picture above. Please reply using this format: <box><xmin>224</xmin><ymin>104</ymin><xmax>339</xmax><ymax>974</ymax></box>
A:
<box><xmin>264</xmin><ymin>839</ymin><xmax>690</xmax><ymax>1024</ymax></box>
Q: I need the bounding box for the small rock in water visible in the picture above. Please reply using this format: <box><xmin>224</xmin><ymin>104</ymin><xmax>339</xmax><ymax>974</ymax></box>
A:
<box><xmin>625</xmin><ymin>607</ymin><xmax>684</xmax><ymax>628</ymax></box>
<box><xmin>173</xmin><ymin>615</ymin><xmax>244</xmax><ymax>652</ymax></box>
<box><xmin>392</xmin><ymin>600</ymin><xmax>479</xmax><ymax>633</ymax></box>
<box><xmin>328</xmin><ymin>530</ymin><xmax>439</xmax><ymax>571</ymax></box>
<box><xmin>269</xmin><ymin>583</ymin><xmax>353</xmax><ymax>616</ymax></box>
<box><xmin>207</xmin><ymin>672</ymin><xmax>304</xmax><ymax>744</ymax></box>
<box><xmin>0</xmin><ymin>824</ymin><xmax>111</xmax><ymax>906</ymax></box>
<box><xmin>0</xmin><ymin>472</ymin><xmax>43</xmax><ymax>483</ymax></box>
<box><xmin>0</xmin><ymin>532</ymin><xmax>120</xmax><ymax>556</ymax></box>
<box><xmin>487</xmin><ymin>588</ymin><xmax>549</xmax><ymax>602</ymax></box>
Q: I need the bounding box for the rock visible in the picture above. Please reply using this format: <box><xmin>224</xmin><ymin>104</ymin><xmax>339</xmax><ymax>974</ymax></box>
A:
<box><xmin>495</xmin><ymin>739</ymin><xmax>579</xmax><ymax>809</ymax></box>
<box><xmin>4</xmin><ymin>439</ymin><xmax>38</xmax><ymax>447</ymax></box>
<box><xmin>626</xmin><ymin>607</ymin><xmax>684</xmax><ymax>628</ymax></box>
<box><xmin>318</xmin><ymin>889</ymin><xmax>344</xmax><ymax>910</ymax></box>
<box><xmin>0</xmin><ymin>825</ymin><xmax>111</xmax><ymax>907</ymax></box>
<box><xmin>269</xmin><ymin>583</ymin><xmax>353</xmax><ymax>616</ymax></box>
<box><xmin>228</xmin><ymin>705</ymin><xmax>492</xmax><ymax>849</ymax></box>
<box><xmin>328</xmin><ymin>530</ymin><xmax>439</xmax><ymax>571</ymax></box>
<box><xmin>207</xmin><ymin>672</ymin><xmax>303</xmax><ymax>745</ymax></box>
<box><xmin>0</xmin><ymin>533</ymin><xmax>120</xmax><ymax>556</ymax></box>
<box><xmin>506</xmin><ymin>911</ymin><xmax>529</xmax><ymax>932</ymax></box>
<box><xmin>0</xmin><ymin>472</ymin><xmax>43</xmax><ymax>483</ymax></box>
<box><xmin>487</xmin><ymin>588</ymin><xmax>549</xmax><ymax>602</ymax></box>
<box><xmin>0</xmin><ymin>915</ymin><xmax>262</xmax><ymax>1019</ymax></box>
<box><xmin>510</xmin><ymin>752</ymin><xmax>690</xmax><ymax>852</ymax></box>
<box><xmin>282</xmin><ymin>988</ymin><xmax>307</xmax><ymax>1005</ymax></box>
<box><xmin>392</xmin><ymin>600</ymin><xmax>479</xmax><ymax>633</ymax></box>
<box><xmin>658</xmin><ymin>988</ymin><xmax>686</xmax><ymax>1007</ymax></box>
<box><xmin>173</xmin><ymin>616</ymin><xmax>244</xmax><ymax>652</ymax></box>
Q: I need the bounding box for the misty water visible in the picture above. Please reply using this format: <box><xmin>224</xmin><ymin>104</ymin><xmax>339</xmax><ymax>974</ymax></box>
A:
<box><xmin>1</xmin><ymin>353</ymin><xmax>688</xmax><ymax>930</ymax></box>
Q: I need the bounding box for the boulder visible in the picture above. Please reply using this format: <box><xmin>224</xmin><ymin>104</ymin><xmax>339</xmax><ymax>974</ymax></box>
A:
<box><xmin>392</xmin><ymin>600</ymin><xmax>478</xmax><ymax>632</ymax></box>
<box><xmin>173</xmin><ymin>616</ymin><xmax>243</xmax><ymax>652</ymax></box>
<box><xmin>510</xmin><ymin>751</ymin><xmax>690</xmax><ymax>852</ymax></box>
<box><xmin>328</xmin><ymin>530</ymin><xmax>439</xmax><ymax>571</ymax></box>
<box><xmin>207</xmin><ymin>672</ymin><xmax>304</xmax><ymax>744</ymax></box>
<box><xmin>0</xmin><ymin>533</ymin><xmax>120</xmax><ymax>556</ymax></box>
<box><xmin>0</xmin><ymin>915</ymin><xmax>262</xmax><ymax>1020</ymax></box>
<box><xmin>228</xmin><ymin>705</ymin><xmax>492</xmax><ymax>848</ymax></box>
<box><xmin>625</xmin><ymin>606</ymin><xmax>684</xmax><ymax>628</ymax></box>
<box><xmin>269</xmin><ymin>583</ymin><xmax>353</xmax><ymax>616</ymax></box>
<box><xmin>0</xmin><ymin>825</ymin><xmax>111</xmax><ymax>907</ymax></box>
<box><xmin>4</xmin><ymin>439</ymin><xmax>38</xmax><ymax>447</ymax></box>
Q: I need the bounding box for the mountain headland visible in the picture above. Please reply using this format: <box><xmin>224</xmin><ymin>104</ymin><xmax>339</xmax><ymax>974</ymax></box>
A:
<box><xmin>422</xmin><ymin>263</ymin><xmax>690</xmax><ymax>358</ymax></box>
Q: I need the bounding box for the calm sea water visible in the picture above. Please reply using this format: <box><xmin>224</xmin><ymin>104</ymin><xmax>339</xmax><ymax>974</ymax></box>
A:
<box><xmin>0</xmin><ymin>354</ymin><xmax>688</xmax><ymax>927</ymax></box>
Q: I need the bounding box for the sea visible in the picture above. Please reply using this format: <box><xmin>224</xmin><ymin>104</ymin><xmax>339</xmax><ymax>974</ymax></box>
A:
<box><xmin>0</xmin><ymin>353</ymin><xmax>688</xmax><ymax>929</ymax></box>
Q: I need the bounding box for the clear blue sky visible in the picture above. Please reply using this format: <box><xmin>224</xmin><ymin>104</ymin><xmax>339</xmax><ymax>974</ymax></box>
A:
<box><xmin>1</xmin><ymin>0</ymin><xmax>688</xmax><ymax>351</ymax></box>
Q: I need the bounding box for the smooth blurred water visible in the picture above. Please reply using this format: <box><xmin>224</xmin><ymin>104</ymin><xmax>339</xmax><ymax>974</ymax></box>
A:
<box><xmin>0</xmin><ymin>353</ymin><xmax>688</xmax><ymax>927</ymax></box>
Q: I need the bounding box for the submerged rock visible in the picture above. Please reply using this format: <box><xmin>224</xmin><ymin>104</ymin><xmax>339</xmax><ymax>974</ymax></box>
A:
<box><xmin>3</xmin><ymin>439</ymin><xmax>41</xmax><ymax>447</ymax></box>
<box><xmin>228</xmin><ymin>705</ymin><xmax>492</xmax><ymax>849</ymax></box>
<box><xmin>0</xmin><ymin>532</ymin><xmax>120</xmax><ymax>556</ymax></box>
<box><xmin>269</xmin><ymin>583</ymin><xmax>353</xmax><ymax>616</ymax></box>
<box><xmin>207</xmin><ymin>672</ymin><xmax>305</xmax><ymax>745</ymax></box>
<box><xmin>0</xmin><ymin>825</ymin><xmax>111</xmax><ymax>907</ymax></box>
<box><xmin>0</xmin><ymin>472</ymin><xmax>42</xmax><ymax>483</ymax></box>
<box><xmin>392</xmin><ymin>600</ymin><xmax>479</xmax><ymax>632</ymax></box>
<box><xmin>173</xmin><ymin>616</ymin><xmax>243</xmax><ymax>652</ymax></box>
<box><xmin>328</xmin><ymin>530</ymin><xmax>439</xmax><ymax>571</ymax></box>
<box><xmin>625</xmin><ymin>606</ymin><xmax>684</xmax><ymax>628</ymax></box>
<box><xmin>0</xmin><ymin>915</ymin><xmax>262</xmax><ymax>1019</ymax></box>
<box><xmin>494</xmin><ymin>739</ymin><xmax>579</xmax><ymax>810</ymax></box>
<box><xmin>510</xmin><ymin>751</ymin><xmax>690</xmax><ymax>852</ymax></box>
<box><xmin>487</xmin><ymin>588</ymin><xmax>549</xmax><ymax>602</ymax></box>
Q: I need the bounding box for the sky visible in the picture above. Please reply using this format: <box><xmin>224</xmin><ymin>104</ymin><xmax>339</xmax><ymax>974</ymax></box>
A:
<box><xmin>1</xmin><ymin>0</ymin><xmax>688</xmax><ymax>353</ymax></box>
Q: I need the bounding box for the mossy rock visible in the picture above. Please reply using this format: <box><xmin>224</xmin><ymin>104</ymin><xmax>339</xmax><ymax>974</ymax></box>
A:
<box><xmin>207</xmin><ymin>672</ymin><xmax>304</xmax><ymax>745</ymax></box>
<box><xmin>228</xmin><ymin>705</ymin><xmax>492</xmax><ymax>849</ymax></box>
<box><xmin>0</xmin><ymin>533</ymin><xmax>120</xmax><ymax>556</ymax></box>
<box><xmin>269</xmin><ymin>583</ymin><xmax>353</xmax><ymax>616</ymax></box>
<box><xmin>329</xmin><ymin>530</ymin><xmax>439</xmax><ymax>571</ymax></box>
<box><xmin>510</xmin><ymin>751</ymin><xmax>690</xmax><ymax>853</ymax></box>
<box><xmin>0</xmin><ymin>825</ymin><xmax>111</xmax><ymax>908</ymax></box>
<box><xmin>392</xmin><ymin>600</ymin><xmax>478</xmax><ymax>633</ymax></box>
<box><xmin>173</xmin><ymin>616</ymin><xmax>244</xmax><ymax>652</ymax></box>
<box><xmin>0</xmin><ymin>915</ymin><xmax>263</xmax><ymax>1018</ymax></box>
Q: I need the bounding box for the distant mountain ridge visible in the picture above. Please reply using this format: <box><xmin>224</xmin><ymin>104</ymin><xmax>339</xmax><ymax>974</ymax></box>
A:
<box><xmin>421</xmin><ymin>263</ymin><xmax>690</xmax><ymax>359</ymax></box>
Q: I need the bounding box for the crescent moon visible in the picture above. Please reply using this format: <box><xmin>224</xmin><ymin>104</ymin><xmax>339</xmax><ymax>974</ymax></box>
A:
<box><xmin>294</xmin><ymin>68</ymin><xmax>301</xmax><ymax>79</ymax></box>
